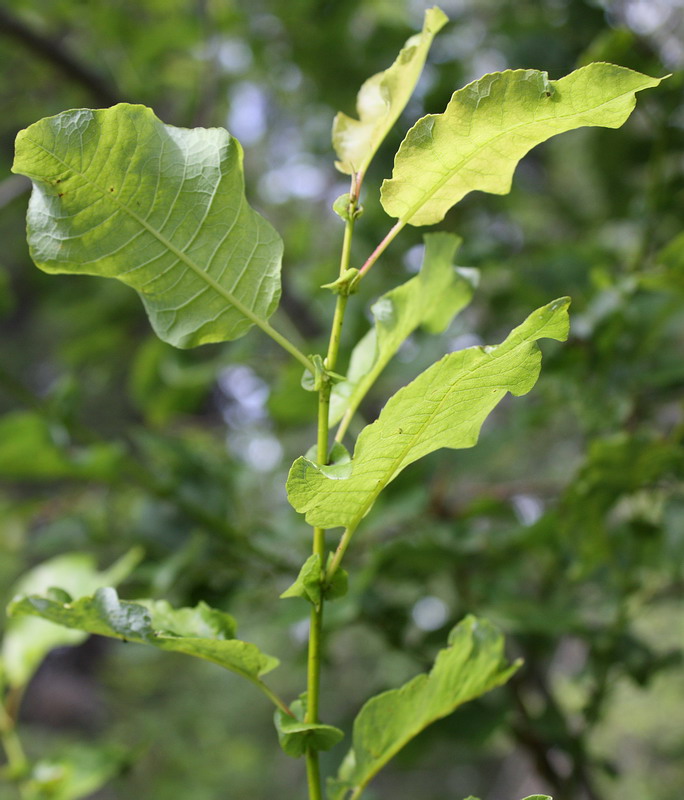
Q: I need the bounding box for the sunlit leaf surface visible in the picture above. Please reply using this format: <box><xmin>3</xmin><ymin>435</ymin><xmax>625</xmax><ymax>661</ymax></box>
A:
<box><xmin>289</xmin><ymin>298</ymin><xmax>570</xmax><ymax>531</ymax></box>
<box><xmin>332</xmin><ymin>6</ymin><xmax>447</xmax><ymax>176</ymax></box>
<box><xmin>381</xmin><ymin>64</ymin><xmax>662</xmax><ymax>226</ymax></box>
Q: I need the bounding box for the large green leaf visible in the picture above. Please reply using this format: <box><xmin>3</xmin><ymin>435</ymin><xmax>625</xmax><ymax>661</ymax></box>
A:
<box><xmin>332</xmin><ymin>6</ymin><xmax>447</xmax><ymax>176</ymax></box>
<box><xmin>381</xmin><ymin>64</ymin><xmax>663</xmax><ymax>226</ymax></box>
<box><xmin>12</xmin><ymin>104</ymin><xmax>283</xmax><ymax>348</ymax></box>
<box><xmin>7</xmin><ymin>587</ymin><xmax>278</xmax><ymax>682</ymax></box>
<box><xmin>329</xmin><ymin>232</ymin><xmax>476</xmax><ymax>426</ymax></box>
<box><xmin>2</xmin><ymin>550</ymin><xmax>141</xmax><ymax>689</ymax></box>
<box><xmin>288</xmin><ymin>298</ymin><xmax>569</xmax><ymax>531</ymax></box>
<box><xmin>327</xmin><ymin>616</ymin><xmax>519</xmax><ymax>800</ymax></box>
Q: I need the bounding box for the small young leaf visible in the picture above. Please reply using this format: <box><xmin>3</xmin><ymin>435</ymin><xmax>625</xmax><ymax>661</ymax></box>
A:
<box><xmin>12</xmin><ymin>104</ymin><xmax>283</xmax><ymax>348</ymax></box>
<box><xmin>280</xmin><ymin>554</ymin><xmax>324</xmax><ymax>607</ymax></box>
<box><xmin>327</xmin><ymin>616</ymin><xmax>519</xmax><ymax>800</ymax></box>
<box><xmin>2</xmin><ymin>549</ymin><xmax>142</xmax><ymax>689</ymax></box>
<box><xmin>281</xmin><ymin>554</ymin><xmax>349</xmax><ymax>607</ymax></box>
<box><xmin>275</xmin><ymin>695</ymin><xmax>344</xmax><ymax>758</ymax></box>
<box><xmin>289</xmin><ymin>298</ymin><xmax>570</xmax><ymax>531</ymax></box>
<box><xmin>7</xmin><ymin>587</ymin><xmax>278</xmax><ymax>681</ymax></box>
<box><xmin>381</xmin><ymin>64</ymin><xmax>663</xmax><ymax>226</ymax></box>
<box><xmin>332</xmin><ymin>6</ymin><xmax>448</xmax><ymax>176</ymax></box>
<box><xmin>329</xmin><ymin>232</ymin><xmax>475</xmax><ymax>426</ymax></box>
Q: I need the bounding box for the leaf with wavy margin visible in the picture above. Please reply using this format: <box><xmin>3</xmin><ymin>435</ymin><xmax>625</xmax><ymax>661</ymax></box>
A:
<box><xmin>288</xmin><ymin>298</ymin><xmax>569</xmax><ymax>531</ymax></box>
<box><xmin>327</xmin><ymin>616</ymin><xmax>519</xmax><ymax>800</ymax></box>
<box><xmin>2</xmin><ymin>550</ymin><xmax>141</xmax><ymax>689</ymax></box>
<box><xmin>8</xmin><ymin>587</ymin><xmax>278</xmax><ymax>681</ymax></box>
<box><xmin>12</xmin><ymin>104</ymin><xmax>283</xmax><ymax>348</ymax></box>
<box><xmin>381</xmin><ymin>64</ymin><xmax>663</xmax><ymax>226</ymax></box>
<box><xmin>333</xmin><ymin>7</ymin><xmax>447</xmax><ymax>176</ymax></box>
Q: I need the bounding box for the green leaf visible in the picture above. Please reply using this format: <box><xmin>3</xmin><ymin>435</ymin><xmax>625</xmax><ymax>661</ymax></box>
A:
<box><xmin>275</xmin><ymin>695</ymin><xmax>344</xmax><ymax>758</ymax></box>
<box><xmin>381</xmin><ymin>64</ymin><xmax>663</xmax><ymax>226</ymax></box>
<box><xmin>289</xmin><ymin>298</ymin><xmax>570</xmax><ymax>531</ymax></box>
<box><xmin>24</xmin><ymin>743</ymin><xmax>129</xmax><ymax>800</ymax></box>
<box><xmin>2</xmin><ymin>549</ymin><xmax>142</xmax><ymax>689</ymax></box>
<box><xmin>329</xmin><ymin>232</ymin><xmax>476</xmax><ymax>426</ymax></box>
<box><xmin>12</xmin><ymin>104</ymin><xmax>283</xmax><ymax>348</ymax></box>
<box><xmin>327</xmin><ymin>616</ymin><xmax>519</xmax><ymax>800</ymax></box>
<box><xmin>7</xmin><ymin>587</ymin><xmax>278</xmax><ymax>681</ymax></box>
<box><xmin>281</xmin><ymin>554</ymin><xmax>349</xmax><ymax>607</ymax></box>
<box><xmin>0</xmin><ymin>411</ymin><xmax>126</xmax><ymax>481</ymax></box>
<box><xmin>332</xmin><ymin>6</ymin><xmax>448</xmax><ymax>176</ymax></box>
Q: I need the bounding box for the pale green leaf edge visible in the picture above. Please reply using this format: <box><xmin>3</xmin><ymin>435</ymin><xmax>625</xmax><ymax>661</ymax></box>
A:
<box><xmin>332</xmin><ymin>6</ymin><xmax>448</xmax><ymax>175</ymax></box>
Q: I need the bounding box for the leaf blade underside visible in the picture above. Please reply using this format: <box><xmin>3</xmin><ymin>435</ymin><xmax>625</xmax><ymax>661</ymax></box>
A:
<box><xmin>12</xmin><ymin>103</ymin><xmax>283</xmax><ymax>348</ymax></box>
<box><xmin>288</xmin><ymin>298</ymin><xmax>570</xmax><ymax>531</ymax></box>
<box><xmin>381</xmin><ymin>63</ymin><xmax>663</xmax><ymax>226</ymax></box>
<box><xmin>332</xmin><ymin>6</ymin><xmax>448</xmax><ymax>176</ymax></box>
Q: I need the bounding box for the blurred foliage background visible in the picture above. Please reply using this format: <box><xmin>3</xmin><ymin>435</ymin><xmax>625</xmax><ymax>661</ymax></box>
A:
<box><xmin>0</xmin><ymin>1</ymin><xmax>683</xmax><ymax>798</ymax></box>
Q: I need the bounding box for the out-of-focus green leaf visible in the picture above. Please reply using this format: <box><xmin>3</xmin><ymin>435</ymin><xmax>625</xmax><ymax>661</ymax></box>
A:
<box><xmin>332</xmin><ymin>6</ymin><xmax>447</xmax><ymax>176</ymax></box>
<box><xmin>275</xmin><ymin>695</ymin><xmax>344</xmax><ymax>758</ymax></box>
<box><xmin>8</xmin><ymin>587</ymin><xmax>279</xmax><ymax>681</ymax></box>
<box><xmin>25</xmin><ymin>743</ymin><xmax>128</xmax><ymax>800</ymax></box>
<box><xmin>12</xmin><ymin>104</ymin><xmax>283</xmax><ymax>348</ymax></box>
<box><xmin>2</xmin><ymin>549</ymin><xmax>142</xmax><ymax>689</ymax></box>
<box><xmin>327</xmin><ymin>616</ymin><xmax>519</xmax><ymax>800</ymax></box>
<box><xmin>0</xmin><ymin>411</ymin><xmax>126</xmax><ymax>481</ymax></box>
<box><xmin>329</xmin><ymin>232</ymin><xmax>476</xmax><ymax>426</ymax></box>
<box><xmin>381</xmin><ymin>64</ymin><xmax>663</xmax><ymax>226</ymax></box>
<box><xmin>463</xmin><ymin>796</ymin><xmax>551</xmax><ymax>800</ymax></box>
<box><xmin>288</xmin><ymin>298</ymin><xmax>570</xmax><ymax>531</ymax></box>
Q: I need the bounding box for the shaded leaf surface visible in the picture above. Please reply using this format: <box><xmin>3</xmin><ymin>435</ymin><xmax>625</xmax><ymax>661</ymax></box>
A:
<box><xmin>13</xmin><ymin>104</ymin><xmax>283</xmax><ymax>348</ymax></box>
<box><xmin>327</xmin><ymin>616</ymin><xmax>519</xmax><ymax>800</ymax></box>
<box><xmin>289</xmin><ymin>298</ymin><xmax>570</xmax><ymax>531</ymax></box>
<box><xmin>381</xmin><ymin>64</ymin><xmax>662</xmax><ymax>226</ymax></box>
<box><xmin>8</xmin><ymin>587</ymin><xmax>278</xmax><ymax>680</ymax></box>
<box><xmin>275</xmin><ymin>695</ymin><xmax>344</xmax><ymax>758</ymax></box>
<box><xmin>332</xmin><ymin>7</ymin><xmax>447</xmax><ymax>175</ymax></box>
<box><xmin>329</xmin><ymin>232</ymin><xmax>475</xmax><ymax>425</ymax></box>
<box><xmin>2</xmin><ymin>550</ymin><xmax>141</xmax><ymax>689</ymax></box>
